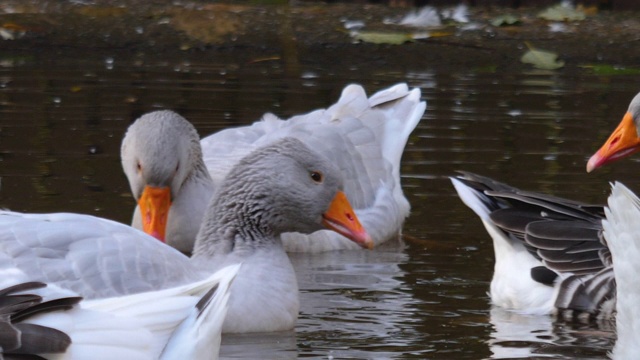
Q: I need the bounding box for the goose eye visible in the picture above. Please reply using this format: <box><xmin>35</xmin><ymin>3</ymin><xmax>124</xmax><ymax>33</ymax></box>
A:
<box><xmin>137</xmin><ymin>162</ymin><xmax>142</xmax><ymax>173</ymax></box>
<box><xmin>310</xmin><ymin>171</ymin><xmax>323</xmax><ymax>183</ymax></box>
<box><xmin>175</xmin><ymin>162</ymin><xmax>180</xmax><ymax>175</ymax></box>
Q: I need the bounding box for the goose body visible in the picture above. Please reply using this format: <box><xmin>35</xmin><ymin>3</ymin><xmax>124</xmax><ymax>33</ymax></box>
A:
<box><xmin>122</xmin><ymin>83</ymin><xmax>425</xmax><ymax>253</ymax></box>
<box><xmin>0</xmin><ymin>264</ymin><xmax>239</xmax><ymax>360</ymax></box>
<box><xmin>603</xmin><ymin>182</ymin><xmax>640</xmax><ymax>360</ymax></box>
<box><xmin>451</xmin><ymin>172</ymin><xmax>615</xmax><ymax>317</ymax></box>
<box><xmin>449</xmin><ymin>91</ymin><xmax>640</xmax><ymax>317</ymax></box>
<box><xmin>0</xmin><ymin>138</ymin><xmax>371</xmax><ymax>336</ymax></box>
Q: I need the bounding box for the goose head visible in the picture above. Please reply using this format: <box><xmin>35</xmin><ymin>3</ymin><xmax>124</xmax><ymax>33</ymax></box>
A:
<box><xmin>587</xmin><ymin>92</ymin><xmax>640</xmax><ymax>172</ymax></box>
<box><xmin>193</xmin><ymin>137</ymin><xmax>373</xmax><ymax>257</ymax></box>
<box><xmin>121</xmin><ymin>110</ymin><xmax>212</xmax><ymax>249</ymax></box>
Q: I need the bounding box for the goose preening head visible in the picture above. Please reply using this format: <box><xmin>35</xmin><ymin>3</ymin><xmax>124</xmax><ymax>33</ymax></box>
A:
<box><xmin>121</xmin><ymin>110</ymin><xmax>214</xmax><ymax>252</ymax></box>
<box><xmin>587</xmin><ymin>91</ymin><xmax>640</xmax><ymax>172</ymax></box>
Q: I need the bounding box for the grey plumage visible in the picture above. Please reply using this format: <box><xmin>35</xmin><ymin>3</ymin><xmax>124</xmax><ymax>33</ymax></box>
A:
<box><xmin>0</xmin><ymin>137</ymin><xmax>365</xmax><ymax>334</ymax></box>
<box><xmin>192</xmin><ymin>137</ymin><xmax>343</xmax><ymax>259</ymax></box>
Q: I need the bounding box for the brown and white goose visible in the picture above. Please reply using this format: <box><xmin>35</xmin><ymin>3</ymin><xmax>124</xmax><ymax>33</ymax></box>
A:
<box><xmin>0</xmin><ymin>138</ymin><xmax>372</xmax><ymax>336</ymax></box>
<box><xmin>122</xmin><ymin>83</ymin><xmax>424</xmax><ymax>253</ymax></box>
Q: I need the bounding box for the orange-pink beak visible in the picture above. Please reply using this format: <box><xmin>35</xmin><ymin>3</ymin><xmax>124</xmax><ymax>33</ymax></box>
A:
<box><xmin>587</xmin><ymin>111</ymin><xmax>640</xmax><ymax>172</ymax></box>
<box><xmin>322</xmin><ymin>191</ymin><xmax>374</xmax><ymax>249</ymax></box>
<box><xmin>138</xmin><ymin>185</ymin><xmax>172</xmax><ymax>242</ymax></box>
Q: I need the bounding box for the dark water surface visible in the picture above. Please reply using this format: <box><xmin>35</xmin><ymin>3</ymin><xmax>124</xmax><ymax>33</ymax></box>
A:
<box><xmin>2</xmin><ymin>53</ymin><xmax>638</xmax><ymax>359</ymax></box>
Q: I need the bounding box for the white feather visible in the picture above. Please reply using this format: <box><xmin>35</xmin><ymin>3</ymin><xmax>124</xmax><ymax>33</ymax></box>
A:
<box><xmin>603</xmin><ymin>182</ymin><xmax>640</xmax><ymax>360</ymax></box>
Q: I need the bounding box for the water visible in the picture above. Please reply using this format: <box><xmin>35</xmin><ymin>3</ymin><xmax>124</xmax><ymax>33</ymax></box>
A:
<box><xmin>1</xmin><ymin>53</ymin><xmax>638</xmax><ymax>359</ymax></box>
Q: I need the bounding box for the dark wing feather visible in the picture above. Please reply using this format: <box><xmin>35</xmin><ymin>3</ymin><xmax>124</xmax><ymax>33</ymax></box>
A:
<box><xmin>555</xmin><ymin>267</ymin><xmax>616</xmax><ymax>314</ymax></box>
<box><xmin>456</xmin><ymin>171</ymin><xmax>608</xmax><ymax>276</ymax></box>
<box><xmin>525</xmin><ymin>218</ymin><xmax>606</xmax><ymax>274</ymax></box>
<box><xmin>9</xmin><ymin>323</ymin><xmax>71</xmax><ymax>354</ymax></box>
<box><xmin>453</xmin><ymin>172</ymin><xmax>616</xmax><ymax>317</ymax></box>
<box><xmin>0</xmin><ymin>282</ymin><xmax>78</xmax><ymax>357</ymax></box>
<box><xmin>195</xmin><ymin>284</ymin><xmax>219</xmax><ymax>320</ymax></box>
<box><xmin>12</xmin><ymin>297</ymin><xmax>82</xmax><ymax>323</ymax></box>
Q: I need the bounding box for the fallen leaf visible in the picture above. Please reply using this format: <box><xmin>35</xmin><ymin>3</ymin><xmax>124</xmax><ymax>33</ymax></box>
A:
<box><xmin>490</xmin><ymin>14</ymin><xmax>520</xmax><ymax>27</ymax></box>
<box><xmin>538</xmin><ymin>3</ymin><xmax>585</xmax><ymax>22</ymax></box>
<box><xmin>351</xmin><ymin>31</ymin><xmax>414</xmax><ymax>45</ymax></box>
<box><xmin>168</xmin><ymin>8</ymin><xmax>243</xmax><ymax>45</ymax></box>
<box><xmin>521</xmin><ymin>43</ymin><xmax>564</xmax><ymax>70</ymax></box>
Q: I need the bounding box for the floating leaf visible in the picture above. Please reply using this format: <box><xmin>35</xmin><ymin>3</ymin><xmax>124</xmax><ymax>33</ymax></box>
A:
<box><xmin>521</xmin><ymin>44</ymin><xmax>564</xmax><ymax>70</ymax></box>
<box><xmin>351</xmin><ymin>31</ymin><xmax>414</xmax><ymax>45</ymax></box>
<box><xmin>490</xmin><ymin>14</ymin><xmax>520</xmax><ymax>27</ymax></box>
<box><xmin>538</xmin><ymin>3</ymin><xmax>585</xmax><ymax>22</ymax></box>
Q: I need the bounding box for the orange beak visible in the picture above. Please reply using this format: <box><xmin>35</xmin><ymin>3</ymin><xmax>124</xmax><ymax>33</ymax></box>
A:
<box><xmin>587</xmin><ymin>112</ymin><xmax>640</xmax><ymax>172</ymax></box>
<box><xmin>138</xmin><ymin>185</ymin><xmax>172</xmax><ymax>242</ymax></box>
<box><xmin>322</xmin><ymin>191</ymin><xmax>374</xmax><ymax>249</ymax></box>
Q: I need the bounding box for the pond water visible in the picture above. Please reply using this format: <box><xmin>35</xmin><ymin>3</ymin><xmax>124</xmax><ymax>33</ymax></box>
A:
<box><xmin>1</xmin><ymin>52</ymin><xmax>638</xmax><ymax>359</ymax></box>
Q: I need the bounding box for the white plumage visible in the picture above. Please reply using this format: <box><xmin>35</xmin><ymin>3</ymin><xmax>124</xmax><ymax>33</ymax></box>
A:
<box><xmin>602</xmin><ymin>182</ymin><xmax>640</xmax><ymax>360</ymax></box>
<box><xmin>0</xmin><ymin>264</ymin><xmax>239</xmax><ymax>359</ymax></box>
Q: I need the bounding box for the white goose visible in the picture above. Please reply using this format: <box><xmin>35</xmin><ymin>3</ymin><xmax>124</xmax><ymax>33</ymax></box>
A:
<box><xmin>0</xmin><ymin>263</ymin><xmax>239</xmax><ymax>360</ymax></box>
<box><xmin>122</xmin><ymin>83</ymin><xmax>425</xmax><ymax>253</ymax></box>
<box><xmin>0</xmin><ymin>138</ymin><xmax>372</xmax><ymax>335</ymax></box>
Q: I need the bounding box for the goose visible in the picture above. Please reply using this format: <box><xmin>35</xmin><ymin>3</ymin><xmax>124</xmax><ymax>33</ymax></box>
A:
<box><xmin>122</xmin><ymin>83</ymin><xmax>425</xmax><ymax>253</ymax></box>
<box><xmin>0</xmin><ymin>138</ymin><xmax>372</xmax><ymax>334</ymax></box>
<box><xmin>0</xmin><ymin>263</ymin><xmax>239</xmax><ymax>360</ymax></box>
<box><xmin>451</xmin><ymin>172</ymin><xmax>615</xmax><ymax>317</ymax></box>
<box><xmin>450</xmin><ymin>91</ymin><xmax>640</xmax><ymax>317</ymax></box>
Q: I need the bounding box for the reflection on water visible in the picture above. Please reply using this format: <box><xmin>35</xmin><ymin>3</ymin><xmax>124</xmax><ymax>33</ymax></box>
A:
<box><xmin>1</xmin><ymin>53</ymin><xmax>638</xmax><ymax>359</ymax></box>
<box><xmin>489</xmin><ymin>307</ymin><xmax>614</xmax><ymax>359</ymax></box>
